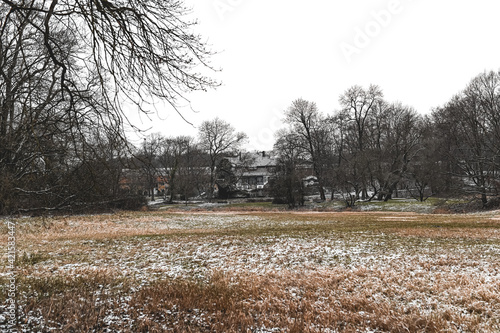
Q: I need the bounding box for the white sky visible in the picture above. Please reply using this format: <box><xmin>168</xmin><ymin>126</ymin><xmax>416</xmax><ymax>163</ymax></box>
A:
<box><xmin>127</xmin><ymin>0</ymin><xmax>500</xmax><ymax>151</ymax></box>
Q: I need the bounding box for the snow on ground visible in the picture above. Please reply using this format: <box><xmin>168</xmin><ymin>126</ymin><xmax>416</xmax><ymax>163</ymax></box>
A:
<box><xmin>15</xmin><ymin>212</ymin><xmax>499</xmax><ymax>288</ymax></box>
<box><xmin>2</xmin><ymin>211</ymin><xmax>500</xmax><ymax>331</ymax></box>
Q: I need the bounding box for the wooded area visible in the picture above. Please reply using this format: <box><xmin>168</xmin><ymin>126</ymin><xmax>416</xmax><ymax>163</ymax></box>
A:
<box><xmin>1</xmin><ymin>1</ymin><xmax>499</xmax><ymax>214</ymax></box>
<box><xmin>0</xmin><ymin>0</ymin><xmax>217</xmax><ymax>213</ymax></box>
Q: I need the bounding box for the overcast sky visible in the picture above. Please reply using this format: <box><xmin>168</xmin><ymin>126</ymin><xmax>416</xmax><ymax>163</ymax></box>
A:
<box><xmin>127</xmin><ymin>0</ymin><xmax>500</xmax><ymax>151</ymax></box>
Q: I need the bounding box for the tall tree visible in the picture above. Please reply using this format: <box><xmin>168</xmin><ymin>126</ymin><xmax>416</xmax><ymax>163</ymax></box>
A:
<box><xmin>404</xmin><ymin>116</ymin><xmax>443</xmax><ymax>201</ymax></box>
<box><xmin>176</xmin><ymin>139</ymin><xmax>208</xmax><ymax>201</ymax></box>
<box><xmin>328</xmin><ymin>110</ymin><xmax>365</xmax><ymax>206</ymax></box>
<box><xmin>271</xmin><ymin>129</ymin><xmax>306</xmax><ymax>208</ymax></box>
<box><xmin>339</xmin><ymin>85</ymin><xmax>384</xmax><ymax>152</ymax></box>
<box><xmin>0</xmin><ymin>1</ymin><xmax>217</xmax><ymax>213</ymax></box>
<box><xmin>197</xmin><ymin>117</ymin><xmax>247</xmax><ymax>200</ymax></box>
<box><xmin>433</xmin><ymin>70</ymin><xmax>500</xmax><ymax>206</ymax></box>
<box><xmin>338</xmin><ymin>84</ymin><xmax>384</xmax><ymax>200</ymax></box>
<box><xmin>0</xmin><ymin>0</ymin><xmax>218</xmax><ymax>119</ymax></box>
<box><xmin>284</xmin><ymin>98</ymin><xmax>331</xmax><ymax>201</ymax></box>
<box><xmin>135</xmin><ymin>133</ymin><xmax>164</xmax><ymax>201</ymax></box>
<box><xmin>0</xmin><ymin>6</ymin><xmax>127</xmax><ymax>212</ymax></box>
<box><xmin>371</xmin><ymin>103</ymin><xmax>422</xmax><ymax>201</ymax></box>
<box><xmin>157</xmin><ymin>135</ymin><xmax>194</xmax><ymax>203</ymax></box>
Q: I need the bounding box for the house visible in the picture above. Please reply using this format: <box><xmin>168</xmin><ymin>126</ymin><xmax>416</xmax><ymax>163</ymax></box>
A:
<box><xmin>228</xmin><ymin>151</ymin><xmax>277</xmax><ymax>195</ymax></box>
<box><xmin>119</xmin><ymin>152</ymin><xmax>278</xmax><ymax>199</ymax></box>
<box><xmin>119</xmin><ymin>169</ymin><xmax>148</xmax><ymax>195</ymax></box>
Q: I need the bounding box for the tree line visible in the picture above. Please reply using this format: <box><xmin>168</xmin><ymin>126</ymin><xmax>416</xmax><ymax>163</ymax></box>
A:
<box><xmin>81</xmin><ymin>69</ymin><xmax>500</xmax><ymax>211</ymax></box>
<box><xmin>124</xmin><ymin>68</ymin><xmax>500</xmax><ymax>211</ymax></box>
<box><xmin>0</xmin><ymin>0</ymin><xmax>217</xmax><ymax>214</ymax></box>
<box><xmin>131</xmin><ymin>118</ymin><xmax>247</xmax><ymax>203</ymax></box>
<box><xmin>3</xmin><ymin>67</ymin><xmax>500</xmax><ymax>213</ymax></box>
<box><xmin>2</xmin><ymin>68</ymin><xmax>500</xmax><ymax>213</ymax></box>
<box><xmin>275</xmin><ymin>70</ymin><xmax>500</xmax><ymax>208</ymax></box>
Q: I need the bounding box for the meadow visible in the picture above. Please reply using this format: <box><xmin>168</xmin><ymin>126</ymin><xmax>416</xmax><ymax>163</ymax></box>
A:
<box><xmin>1</xmin><ymin>206</ymin><xmax>500</xmax><ymax>332</ymax></box>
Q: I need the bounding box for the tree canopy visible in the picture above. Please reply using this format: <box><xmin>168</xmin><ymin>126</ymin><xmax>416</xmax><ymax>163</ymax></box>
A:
<box><xmin>0</xmin><ymin>0</ymin><xmax>218</xmax><ymax>213</ymax></box>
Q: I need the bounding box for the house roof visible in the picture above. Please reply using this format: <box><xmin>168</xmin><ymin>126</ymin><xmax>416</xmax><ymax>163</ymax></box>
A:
<box><xmin>228</xmin><ymin>151</ymin><xmax>277</xmax><ymax>168</ymax></box>
<box><xmin>240</xmin><ymin>169</ymin><xmax>273</xmax><ymax>177</ymax></box>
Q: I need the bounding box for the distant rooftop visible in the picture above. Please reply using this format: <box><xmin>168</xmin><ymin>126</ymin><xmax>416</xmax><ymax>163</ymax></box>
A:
<box><xmin>228</xmin><ymin>151</ymin><xmax>277</xmax><ymax>168</ymax></box>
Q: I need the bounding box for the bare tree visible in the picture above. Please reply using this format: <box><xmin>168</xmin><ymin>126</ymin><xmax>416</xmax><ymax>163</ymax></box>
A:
<box><xmin>134</xmin><ymin>134</ymin><xmax>164</xmax><ymax>201</ymax></box>
<box><xmin>328</xmin><ymin>111</ymin><xmax>365</xmax><ymax>207</ymax></box>
<box><xmin>0</xmin><ymin>1</ymin><xmax>217</xmax><ymax>213</ymax></box>
<box><xmin>432</xmin><ymin>70</ymin><xmax>500</xmax><ymax>206</ymax></box>
<box><xmin>215</xmin><ymin>157</ymin><xmax>238</xmax><ymax>199</ymax></box>
<box><xmin>0</xmin><ymin>0</ymin><xmax>218</xmax><ymax>120</ymax></box>
<box><xmin>271</xmin><ymin>129</ymin><xmax>306</xmax><ymax>208</ymax></box>
<box><xmin>176</xmin><ymin>139</ymin><xmax>208</xmax><ymax>202</ymax></box>
<box><xmin>0</xmin><ymin>7</ymin><xmax>128</xmax><ymax>212</ymax></box>
<box><xmin>330</xmin><ymin>87</ymin><xmax>423</xmax><ymax>205</ymax></box>
<box><xmin>339</xmin><ymin>85</ymin><xmax>384</xmax><ymax>152</ymax></box>
<box><xmin>403</xmin><ymin>116</ymin><xmax>445</xmax><ymax>202</ymax></box>
<box><xmin>284</xmin><ymin>98</ymin><xmax>331</xmax><ymax>201</ymax></box>
<box><xmin>157</xmin><ymin>135</ymin><xmax>194</xmax><ymax>203</ymax></box>
<box><xmin>338</xmin><ymin>84</ymin><xmax>384</xmax><ymax>200</ymax></box>
<box><xmin>198</xmin><ymin>117</ymin><xmax>247</xmax><ymax>200</ymax></box>
<box><xmin>371</xmin><ymin>102</ymin><xmax>422</xmax><ymax>201</ymax></box>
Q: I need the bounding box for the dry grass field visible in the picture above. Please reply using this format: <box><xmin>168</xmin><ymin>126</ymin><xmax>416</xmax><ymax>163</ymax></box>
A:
<box><xmin>1</xmin><ymin>208</ymin><xmax>500</xmax><ymax>332</ymax></box>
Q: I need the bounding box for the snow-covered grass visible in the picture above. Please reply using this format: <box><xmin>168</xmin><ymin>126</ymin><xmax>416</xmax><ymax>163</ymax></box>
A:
<box><xmin>1</xmin><ymin>210</ymin><xmax>500</xmax><ymax>332</ymax></box>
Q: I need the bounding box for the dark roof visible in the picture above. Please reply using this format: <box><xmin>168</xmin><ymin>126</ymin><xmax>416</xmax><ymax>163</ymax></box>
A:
<box><xmin>228</xmin><ymin>151</ymin><xmax>277</xmax><ymax>168</ymax></box>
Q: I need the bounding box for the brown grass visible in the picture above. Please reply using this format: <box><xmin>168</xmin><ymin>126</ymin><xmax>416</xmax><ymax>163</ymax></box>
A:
<box><xmin>1</xmin><ymin>210</ymin><xmax>500</xmax><ymax>332</ymax></box>
<box><xmin>392</xmin><ymin>227</ymin><xmax>500</xmax><ymax>239</ymax></box>
<box><xmin>13</xmin><ymin>268</ymin><xmax>500</xmax><ymax>332</ymax></box>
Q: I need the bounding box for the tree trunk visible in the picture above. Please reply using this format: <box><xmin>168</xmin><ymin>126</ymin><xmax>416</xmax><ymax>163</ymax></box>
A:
<box><xmin>319</xmin><ymin>185</ymin><xmax>326</xmax><ymax>201</ymax></box>
<box><xmin>481</xmin><ymin>190</ymin><xmax>488</xmax><ymax>207</ymax></box>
